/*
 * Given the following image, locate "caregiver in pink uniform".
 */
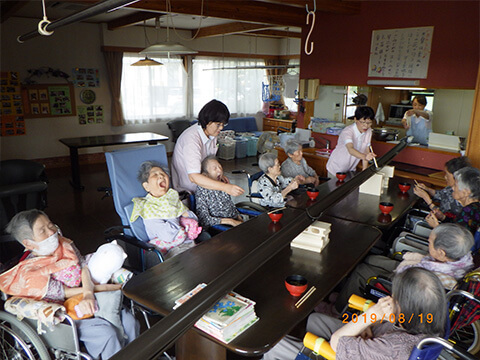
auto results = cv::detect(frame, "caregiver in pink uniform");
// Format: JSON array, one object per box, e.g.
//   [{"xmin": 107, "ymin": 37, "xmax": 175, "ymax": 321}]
[{"xmin": 326, "ymin": 106, "xmax": 377, "ymax": 178}]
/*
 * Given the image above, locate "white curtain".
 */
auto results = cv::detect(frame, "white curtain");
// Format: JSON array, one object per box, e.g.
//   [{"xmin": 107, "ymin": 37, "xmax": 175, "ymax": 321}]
[
  {"xmin": 192, "ymin": 57, "xmax": 264, "ymax": 117},
  {"xmin": 121, "ymin": 53, "xmax": 187, "ymax": 124}
]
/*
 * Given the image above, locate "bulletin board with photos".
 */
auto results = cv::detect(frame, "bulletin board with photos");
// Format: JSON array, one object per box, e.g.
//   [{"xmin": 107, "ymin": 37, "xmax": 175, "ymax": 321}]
[
  {"xmin": 0, "ymin": 71, "xmax": 26, "ymax": 136},
  {"xmin": 22, "ymin": 83, "xmax": 76, "ymax": 118}
]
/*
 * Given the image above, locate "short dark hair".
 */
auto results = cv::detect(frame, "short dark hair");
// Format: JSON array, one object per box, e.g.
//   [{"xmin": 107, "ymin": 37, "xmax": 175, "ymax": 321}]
[
  {"xmin": 413, "ymin": 95, "xmax": 427, "ymax": 106},
  {"xmin": 392, "ymin": 267, "xmax": 446, "ymax": 336},
  {"xmin": 197, "ymin": 100, "xmax": 230, "ymax": 129},
  {"xmin": 354, "ymin": 106, "xmax": 375, "ymax": 121},
  {"xmin": 445, "ymin": 156, "xmax": 471, "ymax": 174}
]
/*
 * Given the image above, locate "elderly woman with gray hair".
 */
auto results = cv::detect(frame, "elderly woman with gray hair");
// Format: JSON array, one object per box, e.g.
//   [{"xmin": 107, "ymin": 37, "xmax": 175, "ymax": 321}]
[
  {"xmin": 257, "ymin": 152, "xmax": 303, "ymax": 208},
  {"xmin": 264, "ymin": 267, "xmax": 447, "ymax": 360},
  {"xmin": 130, "ymin": 160, "xmax": 202, "ymax": 258},
  {"xmin": 281, "ymin": 139, "xmax": 319, "ymax": 186},
  {"xmin": 426, "ymin": 166, "xmax": 480, "ymax": 235},
  {"xmin": 332, "ymin": 223, "xmax": 474, "ymax": 314}
]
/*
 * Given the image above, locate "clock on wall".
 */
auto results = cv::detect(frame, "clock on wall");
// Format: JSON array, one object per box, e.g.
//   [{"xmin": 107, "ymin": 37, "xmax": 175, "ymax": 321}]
[{"xmin": 79, "ymin": 89, "xmax": 96, "ymax": 104}]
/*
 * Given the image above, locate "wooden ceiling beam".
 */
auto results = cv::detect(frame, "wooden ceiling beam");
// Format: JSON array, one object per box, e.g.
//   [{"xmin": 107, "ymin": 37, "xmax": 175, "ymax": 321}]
[
  {"xmin": 244, "ymin": 29, "xmax": 302, "ymax": 38},
  {"xmin": 106, "ymin": 11, "xmax": 163, "ymax": 30},
  {"xmin": 194, "ymin": 22, "xmax": 274, "ymax": 38},
  {"xmin": 254, "ymin": 0, "xmax": 360, "ymax": 14},
  {"xmin": 127, "ymin": 0, "xmax": 306, "ymax": 27}
]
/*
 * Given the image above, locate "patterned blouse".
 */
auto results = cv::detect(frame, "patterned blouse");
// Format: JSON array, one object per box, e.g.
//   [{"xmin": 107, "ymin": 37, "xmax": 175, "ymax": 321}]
[
  {"xmin": 195, "ymin": 186, "xmax": 239, "ymax": 229},
  {"xmin": 257, "ymin": 174, "xmax": 293, "ymax": 208},
  {"xmin": 452, "ymin": 201, "xmax": 480, "ymax": 235},
  {"xmin": 432, "ymin": 186, "xmax": 463, "ymax": 216},
  {"xmin": 281, "ymin": 157, "xmax": 316, "ymax": 179}
]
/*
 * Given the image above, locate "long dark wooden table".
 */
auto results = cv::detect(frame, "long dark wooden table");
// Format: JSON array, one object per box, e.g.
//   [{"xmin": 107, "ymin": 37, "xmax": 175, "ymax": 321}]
[
  {"xmin": 288, "ymin": 174, "xmax": 419, "ymax": 231},
  {"xmin": 59, "ymin": 132, "xmax": 168, "ymax": 190},
  {"xmin": 122, "ymin": 210, "xmax": 381, "ymax": 359}
]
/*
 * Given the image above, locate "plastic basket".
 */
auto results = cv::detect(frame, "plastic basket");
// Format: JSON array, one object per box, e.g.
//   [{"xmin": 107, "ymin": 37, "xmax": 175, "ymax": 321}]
[
  {"xmin": 217, "ymin": 141, "xmax": 236, "ymax": 160},
  {"xmin": 218, "ymin": 130, "xmax": 235, "ymax": 142},
  {"xmin": 245, "ymin": 137, "xmax": 258, "ymax": 156},
  {"xmin": 235, "ymin": 138, "xmax": 248, "ymax": 158}
]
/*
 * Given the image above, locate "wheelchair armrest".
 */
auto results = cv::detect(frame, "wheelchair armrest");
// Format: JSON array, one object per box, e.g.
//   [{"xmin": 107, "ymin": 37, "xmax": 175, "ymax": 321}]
[
  {"xmin": 303, "ymin": 332, "xmax": 335, "ymax": 360},
  {"xmin": 0, "ymin": 182, "xmax": 48, "ymax": 197},
  {"xmin": 105, "ymin": 228, "xmax": 157, "ymax": 252},
  {"xmin": 413, "ymin": 337, "xmax": 478, "ymax": 360},
  {"xmin": 446, "ymin": 289, "xmax": 480, "ymax": 305}
]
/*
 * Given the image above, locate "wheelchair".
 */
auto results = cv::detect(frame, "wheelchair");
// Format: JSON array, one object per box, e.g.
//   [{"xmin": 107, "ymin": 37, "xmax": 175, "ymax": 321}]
[
  {"xmin": 297, "ymin": 292, "xmax": 479, "ymax": 360},
  {"xmin": 363, "ymin": 267, "xmax": 480, "ymax": 357}
]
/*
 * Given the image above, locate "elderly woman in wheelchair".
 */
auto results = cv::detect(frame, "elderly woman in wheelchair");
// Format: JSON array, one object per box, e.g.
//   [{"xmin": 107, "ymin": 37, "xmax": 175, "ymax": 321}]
[
  {"xmin": 425, "ymin": 167, "xmax": 480, "ymax": 235},
  {"xmin": 257, "ymin": 152, "xmax": 303, "ymax": 208},
  {"xmin": 0, "ymin": 209, "xmax": 139, "ymax": 359},
  {"xmin": 263, "ymin": 268, "xmax": 447, "ymax": 360},
  {"xmin": 334, "ymin": 223, "xmax": 474, "ymax": 314},
  {"xmin": 130, "ymin": 161, "xmax": 204, "ymax": 259},
  {"xmin": 196, "ymin": 156, "xmax": 244, "ymax": 230}
]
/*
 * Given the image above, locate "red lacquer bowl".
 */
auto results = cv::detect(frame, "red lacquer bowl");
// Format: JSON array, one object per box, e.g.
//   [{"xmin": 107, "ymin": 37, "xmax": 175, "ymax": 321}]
[
  {"xmin": 285, "ymin": 275, "xmax": 308, "ymax": 297},
  {"xmin": 336, "ymin": 172, "xmax": 347, "ymax": 182},
  {"xmin": 379, "ymin": 202, "xmax": 394, "ymax": 215}
]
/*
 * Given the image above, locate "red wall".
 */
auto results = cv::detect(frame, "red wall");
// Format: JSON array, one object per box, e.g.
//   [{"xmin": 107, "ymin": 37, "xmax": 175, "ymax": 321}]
[{"xmin": 300, "ymin": 1, "xmax": 479, "ymax": 89}]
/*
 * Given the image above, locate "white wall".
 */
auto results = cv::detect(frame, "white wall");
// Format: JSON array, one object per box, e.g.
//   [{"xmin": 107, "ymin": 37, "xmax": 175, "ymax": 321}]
[{"xmin": 0, "ymin": 17, "xmax": 300, "ymax": 160}]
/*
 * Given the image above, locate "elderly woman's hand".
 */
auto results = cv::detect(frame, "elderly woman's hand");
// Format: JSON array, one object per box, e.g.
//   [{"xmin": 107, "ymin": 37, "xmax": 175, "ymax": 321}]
[
  {"xmin": 425, "ymin": 211, "xmax": 440, "ymax": 228},
  {"xmin": 294, "ymin": 175, "xmax": 306, "ymax": 183},
  {"xmin": 225, "ymin": 184, "xmax": 245, "ymax": 197},
  {"xmin": 77, "ymin": 293, "xmax": 97, "ymax": 317},
  {"xmin": 366, "ymin": 296, "xmax": 395, "ymax": 321},
  {"xmin": 413, "ymin": 185, "xmax": 431, "ymax": 203}
]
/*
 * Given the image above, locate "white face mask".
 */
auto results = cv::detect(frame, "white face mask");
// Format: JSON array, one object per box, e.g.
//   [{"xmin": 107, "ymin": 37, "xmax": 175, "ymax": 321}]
[{"xmin": 33, "ymin": 231, "xmax": 59, "ymax": 256}]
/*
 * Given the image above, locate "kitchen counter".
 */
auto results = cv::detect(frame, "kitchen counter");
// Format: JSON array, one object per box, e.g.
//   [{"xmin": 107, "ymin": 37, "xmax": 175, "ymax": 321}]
[{"xmin": 311, "ymin": 132, "xmax": 460, "ymax": 187}]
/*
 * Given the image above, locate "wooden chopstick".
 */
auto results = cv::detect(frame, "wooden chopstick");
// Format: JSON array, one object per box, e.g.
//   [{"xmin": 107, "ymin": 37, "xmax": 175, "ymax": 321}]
[
  {"xmin": 295, "ymin": 286, "xmax": 316, "ymax": 308},
  {"xmin": 267, "ymin": 207, "xmax": 286, "ymax": 214},
  {"xmin": 369, "ymin": 146, "xmax": 379, "ymax": 168}
]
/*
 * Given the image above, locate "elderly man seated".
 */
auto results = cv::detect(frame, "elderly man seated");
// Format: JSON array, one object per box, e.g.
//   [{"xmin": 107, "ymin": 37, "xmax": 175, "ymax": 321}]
[
  {"xmin": 333, "ymin": 223, "xmax": 474, "ymax": 314},
  {"xmin": 0, "ymin": 210, "xmax": 139, "ymax": 360},
  {"xmin": 263, "ymin": 267, "xmax": 447, "ymax": 360}
]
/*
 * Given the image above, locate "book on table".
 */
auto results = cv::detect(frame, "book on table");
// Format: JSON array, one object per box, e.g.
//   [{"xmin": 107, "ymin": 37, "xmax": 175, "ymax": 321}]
[{"xmin": 174, "ymin": 284, "xmax": 259, "ymax": 343}]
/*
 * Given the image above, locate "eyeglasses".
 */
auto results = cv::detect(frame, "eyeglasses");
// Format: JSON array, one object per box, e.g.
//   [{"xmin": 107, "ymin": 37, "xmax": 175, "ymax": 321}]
[{"xmin": 358, "ymin": 120, "xmax": 373, "ymax": 126}]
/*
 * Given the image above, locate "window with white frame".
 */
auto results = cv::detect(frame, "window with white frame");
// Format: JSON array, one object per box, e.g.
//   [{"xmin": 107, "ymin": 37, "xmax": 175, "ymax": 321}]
[
  {"xmin": 192, "ymin": 57, "xmax": 265, "ymax": 117},
  {"xmin": 121, "ymin": 53, "xmax": 187, "ymax": 123}
]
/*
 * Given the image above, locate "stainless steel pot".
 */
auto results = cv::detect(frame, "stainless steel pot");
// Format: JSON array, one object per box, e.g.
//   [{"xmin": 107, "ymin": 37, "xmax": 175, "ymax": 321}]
[{"xmin": 372, "ymin": 128, "xmax": 399, "ymax": 141}]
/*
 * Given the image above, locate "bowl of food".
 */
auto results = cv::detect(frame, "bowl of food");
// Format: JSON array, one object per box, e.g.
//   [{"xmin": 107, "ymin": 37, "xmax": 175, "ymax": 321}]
[
  {"xmin": 379, "ymin": 202, "xmax": 394, "ymax": 215},
  {"xmin": 336, "ymin": 172, "xmax": 347, "ymax": 182},
  {"xmin": 268, "ymin": 210, "xmax": 284, "ymax": 224},
  {"xmin": 398, "ymin": 182, "xmax": 411, "ymax": 193},
  {"xmin": 306, "ymin": 189, "xmax": 319, "ymax": 201},
  {"xmin": 285, "ymin": 275, "xmax": 308, "ymax": 297}
]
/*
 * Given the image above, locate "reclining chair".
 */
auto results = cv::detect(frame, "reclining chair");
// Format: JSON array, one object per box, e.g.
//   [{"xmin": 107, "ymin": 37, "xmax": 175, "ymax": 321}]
[
  {"xmin": 105, "ymin": 145, "xmax": 169, "ymax": 272},
  {"xmin": 0, "ymin": 159, "xmax": 48, "ymax": 264}
]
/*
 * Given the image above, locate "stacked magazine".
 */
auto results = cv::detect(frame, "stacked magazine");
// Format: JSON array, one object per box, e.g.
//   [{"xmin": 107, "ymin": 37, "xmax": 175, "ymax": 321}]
[{"xmin": 174, "ymin": 284, "xmax": 259, "ymax": 344}]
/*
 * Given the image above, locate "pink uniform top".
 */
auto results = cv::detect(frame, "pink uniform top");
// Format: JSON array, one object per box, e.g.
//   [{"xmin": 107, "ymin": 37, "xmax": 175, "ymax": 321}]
[
  {"xmin": 172, "ymin": 124, "xmax": 218, "ymax": 193},
  {"xmin": 326, "ymin": 123, "xmax": 372, "ymax": 175}
]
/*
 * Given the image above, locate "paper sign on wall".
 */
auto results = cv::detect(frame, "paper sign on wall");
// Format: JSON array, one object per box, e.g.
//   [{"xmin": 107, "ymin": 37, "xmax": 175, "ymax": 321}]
[{"xmin": 368, "ymin": 26, "xmax": 434, "ymax": 79}]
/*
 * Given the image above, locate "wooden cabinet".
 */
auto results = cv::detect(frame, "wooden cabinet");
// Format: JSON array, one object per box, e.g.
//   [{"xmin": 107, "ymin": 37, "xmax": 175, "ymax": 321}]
[
  {"xmin": 276, "ymin": 147, "xmax": 329, "ymax": 178},
  {"xmin": 263, "ymin": 118, "xmax": 294, "ymax": 132}
]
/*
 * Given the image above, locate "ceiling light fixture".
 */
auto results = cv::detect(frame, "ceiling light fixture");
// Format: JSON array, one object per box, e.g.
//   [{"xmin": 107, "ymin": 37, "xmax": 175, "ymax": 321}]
[
  {"xmin": 132, "ymin": 20, "xmax": 163, "ymax": 66},
  {"xmin": 139, "ymin": 14, "xmax": 197, "ymax": 56}
]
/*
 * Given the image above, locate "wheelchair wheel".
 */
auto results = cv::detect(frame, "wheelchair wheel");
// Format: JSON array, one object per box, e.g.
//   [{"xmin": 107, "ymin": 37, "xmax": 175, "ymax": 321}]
[
  {"xmin": 450, "ymin": 319, "xmax": 480, "ymax": 356},
  {"xmin": 0, "ymin": 311, "xmax": 51, "ymax": 360}
]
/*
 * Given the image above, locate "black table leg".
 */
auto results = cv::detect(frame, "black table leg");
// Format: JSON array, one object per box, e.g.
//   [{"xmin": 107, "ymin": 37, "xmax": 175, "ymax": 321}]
[{"xmin": 68, "ymin": 147, "xmax": 84, "ymax": 191}]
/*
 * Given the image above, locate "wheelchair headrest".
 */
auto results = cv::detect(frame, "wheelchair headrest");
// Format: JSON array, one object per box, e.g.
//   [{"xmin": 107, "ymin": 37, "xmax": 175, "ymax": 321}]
[
  {"xmin": 0, "ymin": 159, "xmax": 46, "ymax": 185},
  {"xmin": 105, "ymin": 145, "xmax": 168, "ymax": 233}
]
